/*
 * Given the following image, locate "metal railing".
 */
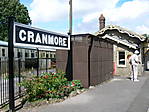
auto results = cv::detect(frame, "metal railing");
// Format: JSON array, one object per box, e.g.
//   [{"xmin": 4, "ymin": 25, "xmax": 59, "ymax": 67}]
[
  {"xmin": 0, "ymin": 57, "xmax": 9, "ymax": 107},
  {"xmin": 0, "ymin": 57, "xmax": 56, "ymax": 108}
]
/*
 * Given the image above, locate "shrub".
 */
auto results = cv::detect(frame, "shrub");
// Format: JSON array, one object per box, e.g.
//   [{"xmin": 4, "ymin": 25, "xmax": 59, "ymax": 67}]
[{"xmin": 20, "ymin": 72, "xmax": 83, "ymax": 102}]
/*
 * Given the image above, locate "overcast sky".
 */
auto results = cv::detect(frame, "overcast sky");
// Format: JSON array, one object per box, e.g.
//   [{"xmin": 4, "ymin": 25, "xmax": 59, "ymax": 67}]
[{"xmin": 20, "ymin": 0, "xmax": 149, "ymax": 35}]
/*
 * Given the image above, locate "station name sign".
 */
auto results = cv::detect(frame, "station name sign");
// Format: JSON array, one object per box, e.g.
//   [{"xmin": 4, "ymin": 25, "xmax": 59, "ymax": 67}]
[{"xmin": 14, "ymin": 22, "xmax": 70, "ymax": 50}]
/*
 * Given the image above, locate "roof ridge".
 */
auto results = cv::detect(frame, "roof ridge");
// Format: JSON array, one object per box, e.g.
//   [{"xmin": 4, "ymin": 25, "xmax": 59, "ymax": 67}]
[{"xmin": 94, "ymin": 25, "xmax": 146, "ymax": 41}]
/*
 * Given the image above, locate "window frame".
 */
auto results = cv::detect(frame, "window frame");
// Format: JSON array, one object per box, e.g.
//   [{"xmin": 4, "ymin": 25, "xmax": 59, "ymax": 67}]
[
  {"xmin": 2, "ymin": 48, "xmax": 5, "ymax": 57},
  {"xmin": 117, "ymin": 50, "xmax": 126, "ymax": 67}
]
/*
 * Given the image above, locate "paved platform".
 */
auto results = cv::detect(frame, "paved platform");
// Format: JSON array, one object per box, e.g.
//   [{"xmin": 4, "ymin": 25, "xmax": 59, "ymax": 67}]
[{"xmin": 19, "ymin": 73, "xmax": 149, "ymax": 112}]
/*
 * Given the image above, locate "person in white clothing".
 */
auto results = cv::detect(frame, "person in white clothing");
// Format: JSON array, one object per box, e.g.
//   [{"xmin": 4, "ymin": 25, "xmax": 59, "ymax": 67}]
[{"xmin": 129, "ymin": 50, "xmax": 140, "ymax": 82}]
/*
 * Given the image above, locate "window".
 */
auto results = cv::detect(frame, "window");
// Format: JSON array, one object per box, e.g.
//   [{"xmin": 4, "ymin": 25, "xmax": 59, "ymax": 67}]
[
  {"xmin": 35, "ymin": 52, "xmax": 38, "ymax": 57},
  {"xmin": 117, "ymin": 51, "xmax": 126, "ymax": 67},
  {"xmin": 25, "ymin": 50, "xmax": 29, "ymax": 58},
  {"xmin": 17, "ymin": 49, "xmax": 22, "ymax": 58},
  {"xmin": 53, "ymin": 54, "xmax": 56, "ymax": 58},
  {"xmin": 31, "ymin": 53, "xmax": 34, "ymax": 58},
  {"xmin": 30, "ymin": 51, "xmax": 35, "ymax": 58},
  {"xmin": 2, "ymin": 49, "xmax": 5, "ymax": 57},
  {"xmin": 17, "ymin": 52, "xmax": 21, "ymax": 58},
  {"xmin": 25, "ymin": 52, "xmax": 28, "ymax": 57},
  {"xmin": 40, "ymin": 53, "xmax": 43, "ymax": 58},
  {"xmin": 42, "ymin": 52, "xmax": 46, "ymax": 58},
  {"xmin": 46, "ymin": 53, "xmax": 49, "ymax": 58},
  {"xmin": 50, "ymin": 53, "xmax": 53, "ymax": 58}
]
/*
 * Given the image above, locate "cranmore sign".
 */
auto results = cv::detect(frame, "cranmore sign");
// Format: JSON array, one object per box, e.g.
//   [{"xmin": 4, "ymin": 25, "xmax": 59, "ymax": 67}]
[{"xmin": 14, "ymin": 22, "xmax": 70, "ymax": 50}]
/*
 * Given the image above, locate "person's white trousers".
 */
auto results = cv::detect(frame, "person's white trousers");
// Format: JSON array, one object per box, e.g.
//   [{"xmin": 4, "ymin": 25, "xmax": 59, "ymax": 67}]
[{"xmin": 131, "ymin": 65, "xmax": 138, "ymax": 80}]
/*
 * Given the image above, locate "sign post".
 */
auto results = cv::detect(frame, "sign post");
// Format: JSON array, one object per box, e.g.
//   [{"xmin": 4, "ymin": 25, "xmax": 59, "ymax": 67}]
[
  {"xmin": 8, "ymin": 17, "xmax": 15, "ymax": 111},
  {"xmin": 7, "ymin": 20, "xmax": 70, "ymax": 111}
]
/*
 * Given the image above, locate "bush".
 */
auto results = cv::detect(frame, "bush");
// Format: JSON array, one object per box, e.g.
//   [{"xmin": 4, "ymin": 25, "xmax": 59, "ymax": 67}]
[{"xmin": 20, "ymin": 72, "xmax": 83, "ymax": 102}]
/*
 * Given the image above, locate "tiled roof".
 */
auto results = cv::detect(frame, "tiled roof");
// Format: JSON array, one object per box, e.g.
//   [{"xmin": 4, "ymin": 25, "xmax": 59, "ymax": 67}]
[
  {"xmin": 102, "ymin": 34, "xmax": 138, "ymax": 49},
  {"xmin": 94, "ymin": 25, "xmax": 146, "ymax": 41}
]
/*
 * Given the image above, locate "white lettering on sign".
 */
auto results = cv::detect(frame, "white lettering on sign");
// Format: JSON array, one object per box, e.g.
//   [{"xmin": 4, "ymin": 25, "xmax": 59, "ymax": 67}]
[
  {"xmin": 48, "ymin": 35, "xmax": 53, "ymax": 45},
  {"xmin": 42, "ymin": 34, "xmax": 48, "ymax": 44},
  {"xmin": 28, "ymin": 31, "xmax": 34, "ymax": 42},
  {"xmin": 19, "ymin": 30, "xmax": 68, "ymax": 46},
  {"xmin": 54, "ymin": 36, "xmax": 58, "ymax": 45},
  {"xmin": 19, "ymin": 30, "xmax": 26, "ymax": 41},
  {"xmin": 35, "ymin": 33, "xmax": 41, "ymax": 43},
  {"xmin": 63, "ymin": 38, "xmax": 67, "ymax": 46},
  {"xmin": 16, "ymin": 24, "xmax": 69, "ymax": 49},
  {"xmin": 59, "ymin": 37, "xmax": 63, "ymax": 46}
]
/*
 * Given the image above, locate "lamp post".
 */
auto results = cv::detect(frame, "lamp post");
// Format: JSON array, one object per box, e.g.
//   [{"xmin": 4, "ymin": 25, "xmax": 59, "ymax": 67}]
[
  {"xmin": 69, "ymin": 0, "xmax": 72, "ymax": 35},
  {"xmin": 67, "ymin": 0, "xmax": 73, "ymax": 81}
]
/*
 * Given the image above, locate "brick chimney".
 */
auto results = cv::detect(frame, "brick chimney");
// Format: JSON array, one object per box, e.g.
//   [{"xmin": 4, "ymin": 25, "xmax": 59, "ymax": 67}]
[{"xmin": 99, "ymin": 14, "xmax": 105, "ymax": 30}]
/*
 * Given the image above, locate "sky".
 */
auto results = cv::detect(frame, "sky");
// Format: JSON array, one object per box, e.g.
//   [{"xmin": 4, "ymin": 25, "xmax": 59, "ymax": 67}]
[{"xmin": 20, "ymin": 0, "xmax": 149, "ymax": 35}]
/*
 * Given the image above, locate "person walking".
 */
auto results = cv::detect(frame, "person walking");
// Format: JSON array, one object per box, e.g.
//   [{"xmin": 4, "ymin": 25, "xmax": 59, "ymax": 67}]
[{"xmin": 129, "ymin": 50, "xmax": 140, "ymax": 82}]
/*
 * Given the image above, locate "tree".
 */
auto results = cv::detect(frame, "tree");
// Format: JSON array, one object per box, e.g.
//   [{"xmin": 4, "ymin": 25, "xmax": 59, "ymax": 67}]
[
  {"xmin": 143, "ymin": 34, "xmax": 149, "ymax": 38},
  {"xmin": 143, "ymin": 34, "xmax": 149, "ymax": 42},
  {"xmin": 0, "ymin": 0, "xmax": 31, "ymax": 41}
]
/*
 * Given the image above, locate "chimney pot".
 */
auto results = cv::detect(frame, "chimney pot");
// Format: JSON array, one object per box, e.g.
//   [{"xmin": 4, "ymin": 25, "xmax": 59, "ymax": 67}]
[{"xmin": 99, "ymin": 14, "xmax": 105, "ymax": 30}]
